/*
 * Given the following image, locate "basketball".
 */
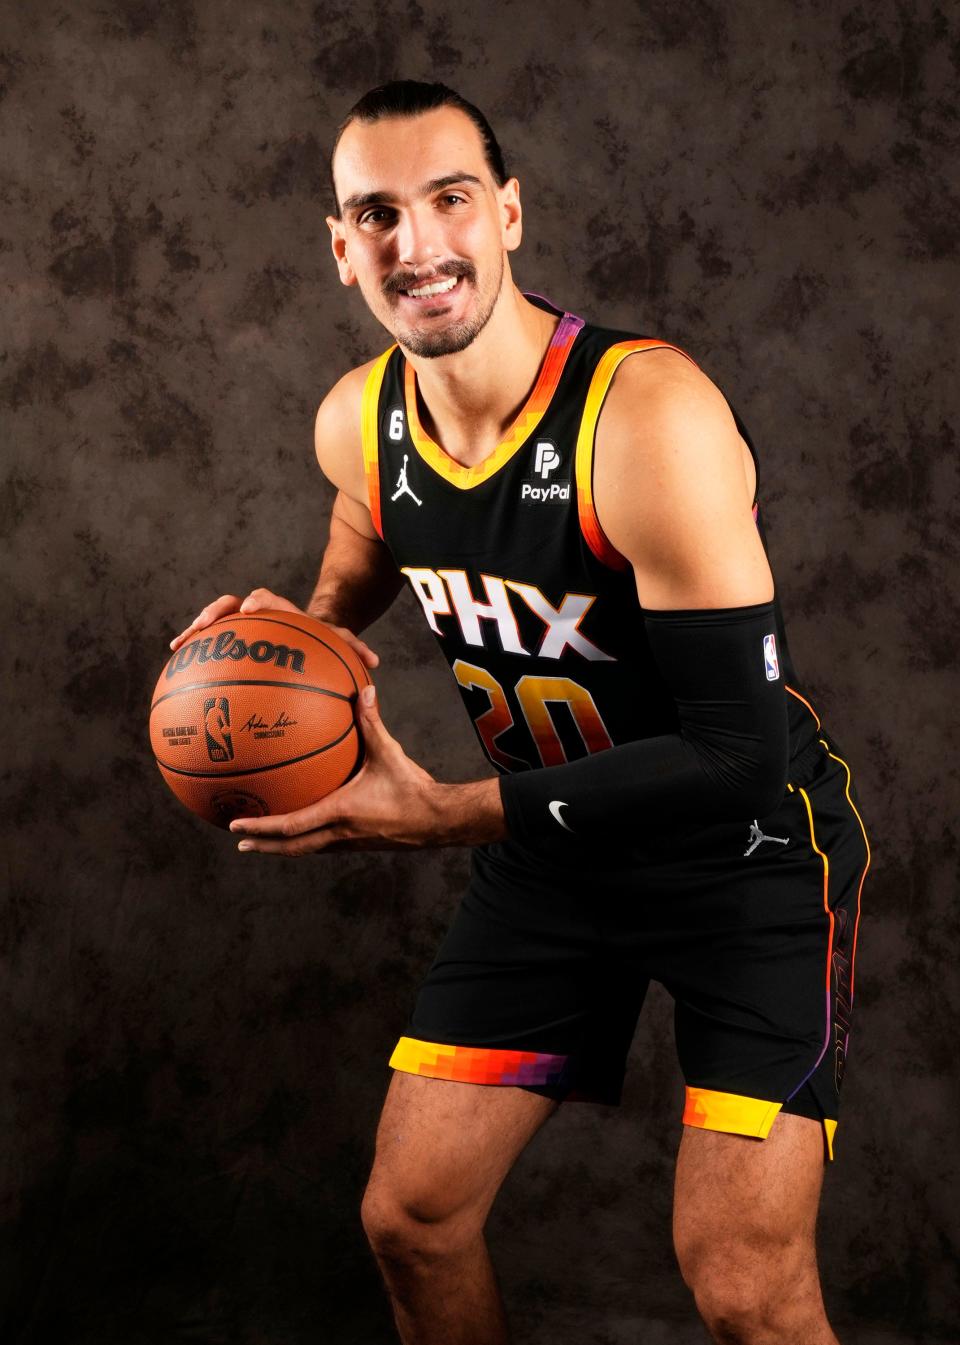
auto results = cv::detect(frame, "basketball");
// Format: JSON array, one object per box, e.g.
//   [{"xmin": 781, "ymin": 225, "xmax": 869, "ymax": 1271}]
[{"xmin": 149, "ymin": 610, "xmax": 372, "ymax": 828}]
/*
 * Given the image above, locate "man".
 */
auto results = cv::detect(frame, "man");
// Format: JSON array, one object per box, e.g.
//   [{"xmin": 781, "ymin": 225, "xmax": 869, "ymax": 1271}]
[{"xmin": 172, "ymin": 81, "xmax": 871, "ymax": 1345}]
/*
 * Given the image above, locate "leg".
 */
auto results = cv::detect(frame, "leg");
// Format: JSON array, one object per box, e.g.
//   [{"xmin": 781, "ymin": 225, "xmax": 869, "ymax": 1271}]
[
  {"xmin": 361, "ymin": 1068, "xmax": 559, "ymax": 1345},
  {"xmin": 653, "ymin": 740, "xmax": 871, "ymax": 1340},
  {"xmin": 673, "ymin": 1113, "xmax": 839, "ymax": 1344}
]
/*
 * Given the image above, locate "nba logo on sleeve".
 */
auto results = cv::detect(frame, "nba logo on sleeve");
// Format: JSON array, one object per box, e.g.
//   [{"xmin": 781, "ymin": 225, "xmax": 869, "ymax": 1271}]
[{"xmin": 763, "ymin": 633, "xmax": 780, "ymax": 681}]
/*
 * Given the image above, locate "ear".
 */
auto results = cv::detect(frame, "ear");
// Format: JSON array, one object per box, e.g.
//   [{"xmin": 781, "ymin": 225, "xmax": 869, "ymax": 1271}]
[
  {"xmin": 498, "ymin": 177, "xmax": 522, "ymax": 254},
  {"xmin": 327, "ymin": 215, "xmax": 357, "ymax": 287}
]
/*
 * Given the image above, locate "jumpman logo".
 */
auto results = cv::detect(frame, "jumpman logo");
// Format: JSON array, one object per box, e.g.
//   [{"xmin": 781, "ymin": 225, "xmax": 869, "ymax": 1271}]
[
  {"xmin": 391, "ymin": 454, "xmax": 422, "ymax": 506},
  {"xmin": 743, "ymin": 819, "xmax": 790, "ymax": 857}
]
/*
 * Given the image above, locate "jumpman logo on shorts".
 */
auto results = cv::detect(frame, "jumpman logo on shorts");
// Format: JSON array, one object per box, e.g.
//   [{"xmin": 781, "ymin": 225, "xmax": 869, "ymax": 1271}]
[
  {"xmin": 743, "ymin": 819, "xmax": 790, "ymax": 857},
  {"xmin": 391, "ymin": 454, "xmax": 422, "ymax": 506}
]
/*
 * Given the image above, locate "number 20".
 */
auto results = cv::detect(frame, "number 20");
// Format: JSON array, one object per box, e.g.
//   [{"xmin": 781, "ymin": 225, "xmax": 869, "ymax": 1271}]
[{"xmin": 452, "ymin": 659, "xmax": 613, "ymax": 769}]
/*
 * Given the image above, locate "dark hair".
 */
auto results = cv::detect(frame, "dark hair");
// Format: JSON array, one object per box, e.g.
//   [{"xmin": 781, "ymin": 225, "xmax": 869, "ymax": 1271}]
[{"xmin": 329, "ymin": 80, "xmax": 508, "ymax": 216}]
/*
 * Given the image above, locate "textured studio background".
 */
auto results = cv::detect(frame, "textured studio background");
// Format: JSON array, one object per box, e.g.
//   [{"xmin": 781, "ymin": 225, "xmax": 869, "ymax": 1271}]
[{"xmin": 2, "ymin": 2, "xmax": 958, "ymax": 1342}]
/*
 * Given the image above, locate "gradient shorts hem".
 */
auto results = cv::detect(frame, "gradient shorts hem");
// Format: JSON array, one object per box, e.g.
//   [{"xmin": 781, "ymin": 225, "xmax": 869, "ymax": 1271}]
[{"xmin": 389, "ymin": 1039, "xmax": 839, "ymax": 1158}]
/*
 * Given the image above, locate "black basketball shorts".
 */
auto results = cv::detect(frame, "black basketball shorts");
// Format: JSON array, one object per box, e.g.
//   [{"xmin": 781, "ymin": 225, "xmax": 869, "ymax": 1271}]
[{"xmin": 389, "ymin": 733, "xmax": 871, "ymax": 1160}]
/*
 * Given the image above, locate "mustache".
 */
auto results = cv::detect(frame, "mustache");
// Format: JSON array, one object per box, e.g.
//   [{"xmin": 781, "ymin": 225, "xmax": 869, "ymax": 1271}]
[{"xmin": 383, "ymin": 259, "xmax": 476, "ymax": 295}]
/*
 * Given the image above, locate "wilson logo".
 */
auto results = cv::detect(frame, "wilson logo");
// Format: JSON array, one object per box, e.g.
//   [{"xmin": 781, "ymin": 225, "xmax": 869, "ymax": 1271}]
[{"xmin": 166, "ymin": 629, "xmax": 306, "ymax": 680}]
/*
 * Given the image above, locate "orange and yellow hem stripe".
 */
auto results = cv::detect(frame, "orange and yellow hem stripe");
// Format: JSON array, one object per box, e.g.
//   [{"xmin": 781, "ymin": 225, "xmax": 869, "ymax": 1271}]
[
  {"xmin": 389, "ymin": 1036, "xmax": 568, "ymax": 1088},
  {"xmin": 684, "ymin": 1086, "xmax": 838, "ymax": 1160}
]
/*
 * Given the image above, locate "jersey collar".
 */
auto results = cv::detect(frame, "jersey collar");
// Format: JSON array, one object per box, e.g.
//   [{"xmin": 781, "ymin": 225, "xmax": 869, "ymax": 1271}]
[{"xmin": 401, "ymin": 302, "xmax": 585, "ymax": 490}]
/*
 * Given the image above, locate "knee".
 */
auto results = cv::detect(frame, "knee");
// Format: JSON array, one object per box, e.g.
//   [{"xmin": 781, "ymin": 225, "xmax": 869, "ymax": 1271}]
[
  {"xmin": 675, "ymin": 1236, "xmax": 811, "ymax": 1345},
  {"xmin": 360, "ymin": 1177, "xmax": 485, "ymax": 1268},
  {"xmin": 686, "ymin": 1270, "xmax": 771, "ymax": 1344}
]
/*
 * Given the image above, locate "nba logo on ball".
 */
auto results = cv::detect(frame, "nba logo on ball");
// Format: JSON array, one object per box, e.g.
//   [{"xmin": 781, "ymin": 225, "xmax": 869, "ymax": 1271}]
[
  {"xmin": 204, "ymin": 696, "xmax": 234, "ymax": 762},
  {"xmin": 763, "ymin": 633, "xmax": 780, "ymax": 681}
]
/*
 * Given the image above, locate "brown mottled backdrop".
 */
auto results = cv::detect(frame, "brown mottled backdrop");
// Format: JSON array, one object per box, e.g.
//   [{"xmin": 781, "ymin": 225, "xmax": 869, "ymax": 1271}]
[{"xmin": 2, "ymin": 1, "xmax": 957, "ymax": 1342}]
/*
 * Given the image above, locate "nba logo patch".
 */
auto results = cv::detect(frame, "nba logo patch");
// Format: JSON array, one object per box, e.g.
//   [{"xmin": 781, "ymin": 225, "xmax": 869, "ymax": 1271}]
[{"xmin": 763, "ymin": 633, "xmax": 780, "ymax": 681}]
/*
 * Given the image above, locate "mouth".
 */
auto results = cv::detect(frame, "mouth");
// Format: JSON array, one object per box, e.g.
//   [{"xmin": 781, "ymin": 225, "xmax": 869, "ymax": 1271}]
[{"xmin": 397, "ymin": 274, "xmax": 464, "ymax": 304}]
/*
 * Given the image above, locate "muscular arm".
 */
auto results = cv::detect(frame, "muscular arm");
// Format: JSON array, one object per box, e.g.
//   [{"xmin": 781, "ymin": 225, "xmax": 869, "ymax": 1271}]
[
  {"xmin": 307, "ymin": 490, "xmax": 404, "ymax": 632},
  {"xmin": 230, "ymin": 352, "xmax": 789, "ymax": 855},
  {"xmin": 310, "ymin": 366, "xmax": 405, "ymax": 633},
  {"xmin": 496, "ymin": 351, "xmax": 789, "ymax": 847}
]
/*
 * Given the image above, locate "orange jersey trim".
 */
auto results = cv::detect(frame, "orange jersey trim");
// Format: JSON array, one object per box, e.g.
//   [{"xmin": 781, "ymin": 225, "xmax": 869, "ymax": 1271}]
[
  {"xmin": 797, "ymin": 778, "xmax": 833, "ymax": 995},
  {"xmin": 790, "ymin": 750, "xmax": 867, "ymax": 1163},
  {"xmin": 402, "ymin": 312, "xmax": 583, "ymax": 490},
  {"xmin": 794, "ymin": 767, "xmax": 840, "ymax": 1136},
  {"xmin": 820, "ymin": 738, "xmax": 871, "ymax": 1002},
  {"xmin": 785, "ymin": 684, "xmax": 822, "ymax": 730},
  {"xmin": 360, "ymin": 346, "xmax": 396, "ymax": 539},
  {"xmin": 574, "ymin": 339, "xmax": 700, "ymax": 571}
]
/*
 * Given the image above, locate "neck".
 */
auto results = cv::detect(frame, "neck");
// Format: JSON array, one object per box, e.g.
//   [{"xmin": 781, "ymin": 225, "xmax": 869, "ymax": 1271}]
[{"xmin": 405, "ymin": 281, "xmax": 561, "ymax": 463}]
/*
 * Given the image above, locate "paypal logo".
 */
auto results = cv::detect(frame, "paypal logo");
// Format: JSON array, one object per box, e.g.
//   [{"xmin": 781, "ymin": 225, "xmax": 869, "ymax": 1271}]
[{"xmin": 534, "ymin": 441, "xmax": 561, "ymax": 478}]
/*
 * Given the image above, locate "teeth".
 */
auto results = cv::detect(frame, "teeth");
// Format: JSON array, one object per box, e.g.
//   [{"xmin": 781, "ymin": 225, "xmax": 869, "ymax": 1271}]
[{"xmin": 406, "ymin": 276, "xmax": 458, "ymax": 298}]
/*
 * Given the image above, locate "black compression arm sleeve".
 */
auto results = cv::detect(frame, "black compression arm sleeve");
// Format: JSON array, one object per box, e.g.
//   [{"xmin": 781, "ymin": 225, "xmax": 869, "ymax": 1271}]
[{"xmin": 498, "ymin": 600, "xmax": 789, "ymax": 845}]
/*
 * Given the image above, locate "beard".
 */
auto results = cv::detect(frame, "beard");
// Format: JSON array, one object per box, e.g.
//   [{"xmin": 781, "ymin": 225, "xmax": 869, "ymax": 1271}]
[{"xmin": 388, "ymin": 254, "xmax": 505, "ymax": 359}]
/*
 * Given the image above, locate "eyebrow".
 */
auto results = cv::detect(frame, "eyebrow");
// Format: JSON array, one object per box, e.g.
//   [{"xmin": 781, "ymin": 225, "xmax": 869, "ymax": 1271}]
[{"xmin": 340, "ymin": 172, "xmax": 484, "ymax": 216}]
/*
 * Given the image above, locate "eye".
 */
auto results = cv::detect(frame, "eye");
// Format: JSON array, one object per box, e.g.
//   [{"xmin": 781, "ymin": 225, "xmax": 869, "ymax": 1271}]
[
  {"xmin": 358, "ymin": 208, "xmax": 393, "ymax": 226},
  {"xmin": 440, "ymin": 193, "xmax": 467, "ymax": 206}
]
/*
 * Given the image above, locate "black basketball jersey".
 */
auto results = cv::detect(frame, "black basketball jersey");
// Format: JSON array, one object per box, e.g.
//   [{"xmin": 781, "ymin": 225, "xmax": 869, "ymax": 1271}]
[{"xmin": 359, "ymin": 293, "xmax": 821, "ymax": 778}]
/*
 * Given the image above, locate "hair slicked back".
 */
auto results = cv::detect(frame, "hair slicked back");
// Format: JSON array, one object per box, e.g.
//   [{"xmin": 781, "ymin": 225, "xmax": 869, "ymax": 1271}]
[{"xmin": 329, "ymin": 80, "xmax": 508, "ymax": 216}]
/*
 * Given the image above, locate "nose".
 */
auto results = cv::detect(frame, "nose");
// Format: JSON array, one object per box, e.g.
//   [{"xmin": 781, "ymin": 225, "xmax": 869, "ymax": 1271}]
[{"xmin": 395, "ymin": 204, "xmax": 443, "ymax": 276}]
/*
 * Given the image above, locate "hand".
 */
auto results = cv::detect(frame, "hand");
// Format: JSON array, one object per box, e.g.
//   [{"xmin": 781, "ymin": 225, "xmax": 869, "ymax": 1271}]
[
  {"xmin": 230, "ymin": 682, "xmax": 508, "ymax": 855},
  {"xmin": 169, "ymin": 588, "xmax": 379, "ymax": 671},
  {"xmin": 229, "ymin": 683, "xmax": 444, "ymax": 855}
]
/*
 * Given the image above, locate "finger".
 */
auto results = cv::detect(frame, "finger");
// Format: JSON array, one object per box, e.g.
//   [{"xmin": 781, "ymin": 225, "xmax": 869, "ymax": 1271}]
[
  {"xmin": 342, "ymin": 638, "xmax": 379, "ymax": 670},
  {"xmin": 356, "ymin": 683, "xmax": 388, "ymax": 739},
  {"xmin": 326, "ymin": 625, "xmax": 380, "ymax": 670},
  {"xmin": 169, "ymin": 627, "xmax": 194, "ymax": 652},
  {"xmin": 240, "ymin": 588, "xmax": 271, "ymax": 613},
  {"xmin": 236, "ymin": 827, "xmax": 344, "ymax": 856},
  {"xmin": 236, "ymin": 834, "xmax": 408, "ymax": 856},
  {"xmin": 229, "ymin": 798, "xmax": 341, "ymax": 838},
  {"xmin": 170, "ymin": 595, "xmax": 240, "ymax": 650},
  {"xmin": 240, "ymin": 588, "xmax": 296, "ymax": 614}
]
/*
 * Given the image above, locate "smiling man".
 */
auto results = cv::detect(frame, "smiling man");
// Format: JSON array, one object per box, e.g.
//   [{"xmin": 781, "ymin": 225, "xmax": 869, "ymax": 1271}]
[{"xmin": 172, "ymin": 81, "xmax": 871, "ymax": 1344}]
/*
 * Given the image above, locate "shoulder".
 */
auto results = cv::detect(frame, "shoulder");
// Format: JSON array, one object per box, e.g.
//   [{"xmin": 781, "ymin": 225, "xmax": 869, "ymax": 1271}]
[
  {"xmin": 594, "ymin": 344, "xmax": 746, "ymax": 495},
  {"xmin": 592, "ymin": 344, "xmax": 769, "ymax": 603},
  {"xmin": 314, "ymin": 351, "xmax": 393, "ymax": 496},
  {"xmin": 314, "ymin": 356, "xmax": 381, "ymax": 470},
  {"xmin": 600, "ymin": 345, "xmax": 736, "ymax": 441}
]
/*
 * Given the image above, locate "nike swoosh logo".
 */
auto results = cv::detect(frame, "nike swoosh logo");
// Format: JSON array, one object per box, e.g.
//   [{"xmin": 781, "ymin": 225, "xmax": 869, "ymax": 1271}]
[{"xmin": 548, "ymin": 800, "xmax": 574, "ymax": 833}]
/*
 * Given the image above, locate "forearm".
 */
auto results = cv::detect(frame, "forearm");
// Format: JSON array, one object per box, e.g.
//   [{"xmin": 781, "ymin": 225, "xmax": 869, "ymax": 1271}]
[
  {"xmin": 498, "ymin": 601, "xmax": 790, "ymax": 847},
  {"xmin": 306, "ymin": 509, "xmax": 404, "ymax": 633},
  {"xmin": 426, "ymin": 778, "xmax": 508, "ymax": 846}
]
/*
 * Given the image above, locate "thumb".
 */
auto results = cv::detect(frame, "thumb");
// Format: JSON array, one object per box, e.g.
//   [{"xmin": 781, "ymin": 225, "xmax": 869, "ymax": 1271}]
[{"xmin": 358, "ymin": 682, "xmax": 386, "ymax": 737}]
